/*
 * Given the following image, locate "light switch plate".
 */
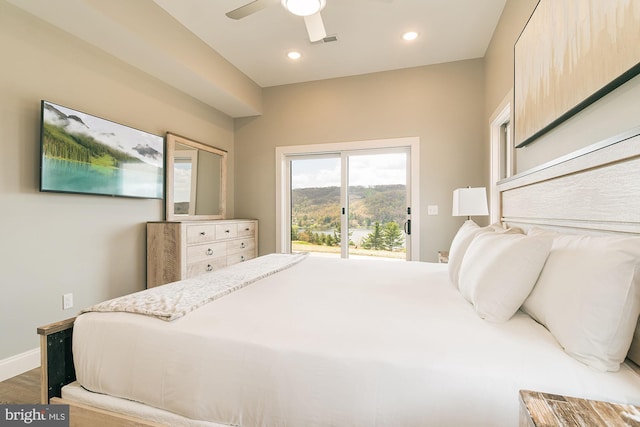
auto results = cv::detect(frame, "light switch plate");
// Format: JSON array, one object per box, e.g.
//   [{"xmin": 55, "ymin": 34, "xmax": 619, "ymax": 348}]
[
  {"xmin": 427, "ymin": 205, "xmax": 438, "ymax": 215},
  {"xmin": 63, "ymin": 293, "xmax": 73, "ymax": 310}
]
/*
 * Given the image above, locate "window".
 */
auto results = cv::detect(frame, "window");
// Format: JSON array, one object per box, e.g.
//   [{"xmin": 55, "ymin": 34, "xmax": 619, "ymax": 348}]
[
  {"xmin": 489, "ymin": 94, "xmax": 513, "ymax": 223},
  {"xmin": 499, "ymin": 120, "xmax": 512, "ymax": 181}
]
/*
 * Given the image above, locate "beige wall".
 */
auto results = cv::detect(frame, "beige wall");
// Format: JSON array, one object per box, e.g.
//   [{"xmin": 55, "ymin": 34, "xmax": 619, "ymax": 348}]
[
  {"xmin": 483, "ymin": 0, "xmax": 538, "ymax": 132},
  {"xmin": 0, "ymin": 2, "xmax": 234, "ymax": 360},
  {"xmin": 234, "ymin": 59, "xmax": 486, "ymax": 262}
]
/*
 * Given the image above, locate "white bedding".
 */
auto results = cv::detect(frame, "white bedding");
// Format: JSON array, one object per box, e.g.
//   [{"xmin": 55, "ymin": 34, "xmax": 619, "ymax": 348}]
[
  {"xmin": 72, "ymin": 256, "xmax": 640, "ymax": 427},
  {"xmin": 62, "ymin": 381, "xmax": 224, "ymax": 427}
]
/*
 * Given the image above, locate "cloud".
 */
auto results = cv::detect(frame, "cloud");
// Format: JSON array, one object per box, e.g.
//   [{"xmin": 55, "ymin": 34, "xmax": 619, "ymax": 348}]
[
  {"xmin": 291, "ymin": 153, "xmax": 406, "ymax": 188},
  {"xmin": 44, "ymin": 102, "xmax": 163, "ymax": 167}
]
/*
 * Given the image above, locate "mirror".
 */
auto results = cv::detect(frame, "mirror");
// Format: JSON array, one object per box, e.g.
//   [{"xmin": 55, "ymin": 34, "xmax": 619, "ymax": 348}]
[{"xmin": 165, "ymin": 132, "xmax": 227, "ymax": 221}]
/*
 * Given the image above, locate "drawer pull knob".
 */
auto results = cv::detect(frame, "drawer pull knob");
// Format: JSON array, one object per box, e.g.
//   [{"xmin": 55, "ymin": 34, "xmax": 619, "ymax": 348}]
[
  {"xmin": 240, "ymin": 242, "xmax": 246, "ymax": 249},
  {"xmin": 207, "ymin": 264, "xmax": 213, "ymax": 272},
  {"xmin": 206, "ymin": 248, "xmax": 213, "ymax": 255},
  {"xmin": 225, "ymin": 229, "xmax": 230, "ymax": 234},
  {"xmin": 200, "ymin": 231, "xmax": 206, "ymax": 236},
  {"xmin": 240, "ymin": 256, "xmax": 245, "ymax": 262},
  {"xmin": 245, "ymin": 228, "xmax": 250, "ymax": 231}
]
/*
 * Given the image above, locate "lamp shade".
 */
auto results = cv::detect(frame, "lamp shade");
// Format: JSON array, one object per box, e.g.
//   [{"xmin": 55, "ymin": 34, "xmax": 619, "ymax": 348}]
[{"xmin": 452, "ymin": 187, "xmax": 488, "ymax": 217}]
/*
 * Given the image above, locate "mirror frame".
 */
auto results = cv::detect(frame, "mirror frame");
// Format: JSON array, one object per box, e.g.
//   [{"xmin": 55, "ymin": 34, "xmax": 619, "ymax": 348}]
[{"xmin": 165, "ymin": 132, "xmax": 227, "ymax": 221}]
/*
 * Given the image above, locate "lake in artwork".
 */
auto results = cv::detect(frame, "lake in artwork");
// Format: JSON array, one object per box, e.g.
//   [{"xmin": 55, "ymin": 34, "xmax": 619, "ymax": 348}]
[{"xmin": 42, "ymin": 157, "xmax": 163, "ymax": 198}]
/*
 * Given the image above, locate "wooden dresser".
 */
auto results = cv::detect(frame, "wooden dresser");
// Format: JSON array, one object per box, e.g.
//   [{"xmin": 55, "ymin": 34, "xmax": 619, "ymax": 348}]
[{"xmin": 146, "ymin": 219, "xmax": 258, "ymax": 288}]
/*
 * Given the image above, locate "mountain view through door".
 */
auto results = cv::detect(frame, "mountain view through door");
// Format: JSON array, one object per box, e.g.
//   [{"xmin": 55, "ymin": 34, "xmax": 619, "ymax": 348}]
[{"xmin": 290, "ymin": 151, "xmax": 408, "ymax": 260}]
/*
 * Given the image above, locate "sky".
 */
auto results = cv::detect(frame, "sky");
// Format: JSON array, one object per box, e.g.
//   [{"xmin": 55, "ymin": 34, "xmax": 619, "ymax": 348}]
[
  {"xmin": 291, "ymin": 153, "xmax": 407, "ymax": 189},
  {"xmin": 173, "ymin": 162, "xmax": 193, "ymax": 202}
]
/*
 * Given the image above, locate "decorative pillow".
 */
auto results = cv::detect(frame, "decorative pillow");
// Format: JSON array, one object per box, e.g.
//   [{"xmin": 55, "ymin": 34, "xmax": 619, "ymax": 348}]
[
  {"xmin": 527, "ymin": 227, "xmax": 559, "ymax": 238},
  {"xmin": 448, "ymin": 221, "xmax": 492, "ymax": 286},
  {"xmin": 448, "ymin": 221, "xmax": 522, "ymax": 287},
  {"xmin": 522, "ymin": 234, "xmax": 640, "ymax": 371},
  {"xmin": 458, "ymin": 233, "xmax": 552, "ymax": 322}
]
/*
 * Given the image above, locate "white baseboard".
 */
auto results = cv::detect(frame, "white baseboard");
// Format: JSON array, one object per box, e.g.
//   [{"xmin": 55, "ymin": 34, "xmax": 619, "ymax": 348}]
[{"xmin": 0, "ymin": 347, "xmax": 40, "ymax": 382}]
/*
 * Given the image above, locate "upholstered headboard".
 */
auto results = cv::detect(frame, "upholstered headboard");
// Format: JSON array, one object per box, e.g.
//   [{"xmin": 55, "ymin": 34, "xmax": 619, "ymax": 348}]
[{"xmin": 497, "ymin": 127, "xmax": 640, "ymax": 366}]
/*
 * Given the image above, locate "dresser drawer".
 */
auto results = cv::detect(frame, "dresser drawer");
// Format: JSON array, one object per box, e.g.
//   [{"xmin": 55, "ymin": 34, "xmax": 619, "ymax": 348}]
[
  {"xmin": 147, "ymin": 219, "xmax": 258, "ymax": 288},
  {"xmin": 215, "ymin": 223, "xmax": 238, "ymax": 240},
  {"xmin": 186, "ymin": 242, "xmax": 226, "ymax": 262},
  {"xmin": 227, "ymin": 237, "xmax": 255, "ymax": 255},
  {"xmin": 186, "ymin": 224, "xmax": 217, "ymax": 244},
  {"xmin": 186, "ymin": 257, "xmax": 227, "ymax": 278},
  {"xmin": 227, "ymin": 250, "xmax": 256, "ymax": 266},
  {"xmin": 237, "ymin": 222, "xmax": 256, "ymax": 237}
]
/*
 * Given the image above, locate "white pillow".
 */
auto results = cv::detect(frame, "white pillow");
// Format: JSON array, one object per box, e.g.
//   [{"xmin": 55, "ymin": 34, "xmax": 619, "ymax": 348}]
[
  {"xmin": 448, "ymin": 221, "xmax": 522, "ymax": 287},
  {"xmin": 458, "ymin": 233, "xmax": 552, "ymax": 322},
  {"xmin": 522, "ymin": 234, "xmax": 640, "ymax": 371},
  {"xmin": 527, "ymin": 227, "xmax": 559, "ymax": 238},
  {"xmin": 448, "ymin": 220, "xmax": 492, "ymax": 286},
  {"xmin": 491, "ymin": 222, "xmax": 523, "ymax": 234}
]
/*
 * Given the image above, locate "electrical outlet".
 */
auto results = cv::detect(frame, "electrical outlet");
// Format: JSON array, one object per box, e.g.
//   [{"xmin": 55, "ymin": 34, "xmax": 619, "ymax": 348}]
[{"xmin": 63, "ymin": 293, "xmax": 73, "ymax": 310}]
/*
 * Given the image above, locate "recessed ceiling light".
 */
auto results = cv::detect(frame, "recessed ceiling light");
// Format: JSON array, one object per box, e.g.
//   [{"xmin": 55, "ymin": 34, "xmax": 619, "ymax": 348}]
[
  {"xmin": 287, "ymin": 51, "xmax": 302, "ymax": 60},
  {"xmin": 402, "ymin": 31, "xmax": 419, "ymax": 41}
]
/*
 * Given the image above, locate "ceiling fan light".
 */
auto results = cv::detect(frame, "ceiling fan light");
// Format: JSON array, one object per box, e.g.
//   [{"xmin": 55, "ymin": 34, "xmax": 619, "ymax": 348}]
[
  {"xmin": 281, "ymin": 0, "xmax": 326, "ymax": 17},
  {"xmin": 402, "ymin": 31, "xmax": 419, "ymax": 41}
]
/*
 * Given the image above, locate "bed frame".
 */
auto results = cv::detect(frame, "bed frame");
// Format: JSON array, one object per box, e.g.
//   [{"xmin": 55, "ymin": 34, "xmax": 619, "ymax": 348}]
[
  {"xmin": 38, "ymin": 318, "xmax": 164, "ymax": 426},
  {"xmin": 37, "ymin": 127, "xmax": 640, "ymax": 426}
]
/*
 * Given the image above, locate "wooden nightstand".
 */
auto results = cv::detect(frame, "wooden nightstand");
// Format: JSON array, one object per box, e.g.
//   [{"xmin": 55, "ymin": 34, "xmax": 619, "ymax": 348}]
[{"xmin": 519, "ymin": 390, "xmax": 640, "ymax": 426}]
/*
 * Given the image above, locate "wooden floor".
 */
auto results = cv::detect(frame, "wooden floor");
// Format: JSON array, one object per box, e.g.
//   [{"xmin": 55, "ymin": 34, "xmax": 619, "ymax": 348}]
[{"xmin": 0, "ymin": 368, "xmax": 40, "ymax": 404}]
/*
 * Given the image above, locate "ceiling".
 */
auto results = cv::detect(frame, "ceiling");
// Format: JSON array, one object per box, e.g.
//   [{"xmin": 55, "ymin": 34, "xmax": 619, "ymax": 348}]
[
  {"xmin": 155, "ymin": 0, "xmax": 507, "ymax": 87},
  {"xmin": 8, "ymin": 0, "xmax": 507, "ymax": 116}
]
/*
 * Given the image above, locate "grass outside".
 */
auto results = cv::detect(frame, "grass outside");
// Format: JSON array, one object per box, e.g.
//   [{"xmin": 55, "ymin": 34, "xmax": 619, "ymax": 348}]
[{"xmin": 292, "ymin": 241, "xmax": 406, "ymax": 259}]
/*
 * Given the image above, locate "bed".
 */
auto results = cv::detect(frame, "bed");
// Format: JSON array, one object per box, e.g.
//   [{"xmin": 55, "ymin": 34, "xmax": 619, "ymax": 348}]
[{"xmin": 38, "ymin": 129, "xmax": 640, "ymax": 426}]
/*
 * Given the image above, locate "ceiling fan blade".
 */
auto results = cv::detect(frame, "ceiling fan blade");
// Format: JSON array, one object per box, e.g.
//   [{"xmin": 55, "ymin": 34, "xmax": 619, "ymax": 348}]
[
  {"xmin": 226, "ymin": 0, "xmax": 271, "ymax": 20},
  {"xmin": 304, "ymin": 13, "xmax": 326, "ymax": 42}
]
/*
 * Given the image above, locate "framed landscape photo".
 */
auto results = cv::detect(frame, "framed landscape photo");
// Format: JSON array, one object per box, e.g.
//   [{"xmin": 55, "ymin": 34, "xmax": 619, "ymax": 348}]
[
  {"xmin": 40, "ymin": 100, "xmax": 164, "ymax": 199},
  {"xmin": 514, "ymin": 0, "xmax": 640, "ymax": 147}
]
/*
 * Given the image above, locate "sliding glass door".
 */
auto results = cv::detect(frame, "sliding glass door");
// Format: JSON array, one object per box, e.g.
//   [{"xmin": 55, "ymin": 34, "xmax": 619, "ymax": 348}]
[
  {"xmin": 290, "ymin": 155, "xmax": 342, "ymax": 257},
  {"xmin": 287, "ymin": 147, "xmax": 411, "ymax": 260},
  {"xmin": 347, "ymin": 150, "xmax": 408, "ymax": 259}
]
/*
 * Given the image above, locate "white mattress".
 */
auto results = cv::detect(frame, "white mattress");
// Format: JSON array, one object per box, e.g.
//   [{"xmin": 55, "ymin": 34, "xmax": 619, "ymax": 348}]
[{"xmin": 72, "ymin": 256, "xmax": 640, "ymax": 427}]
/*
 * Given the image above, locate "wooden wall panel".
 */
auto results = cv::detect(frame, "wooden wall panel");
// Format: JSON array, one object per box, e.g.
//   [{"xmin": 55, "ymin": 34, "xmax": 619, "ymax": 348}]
[{"xmin": 499, "ymin": 131, "xmax": 640, "ymax": 234}]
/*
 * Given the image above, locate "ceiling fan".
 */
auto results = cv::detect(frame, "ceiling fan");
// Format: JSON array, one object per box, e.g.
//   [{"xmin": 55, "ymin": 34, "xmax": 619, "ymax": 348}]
[{"xmin": 226, "ymin": 0, "xmax": 328, "ymax": 42}]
